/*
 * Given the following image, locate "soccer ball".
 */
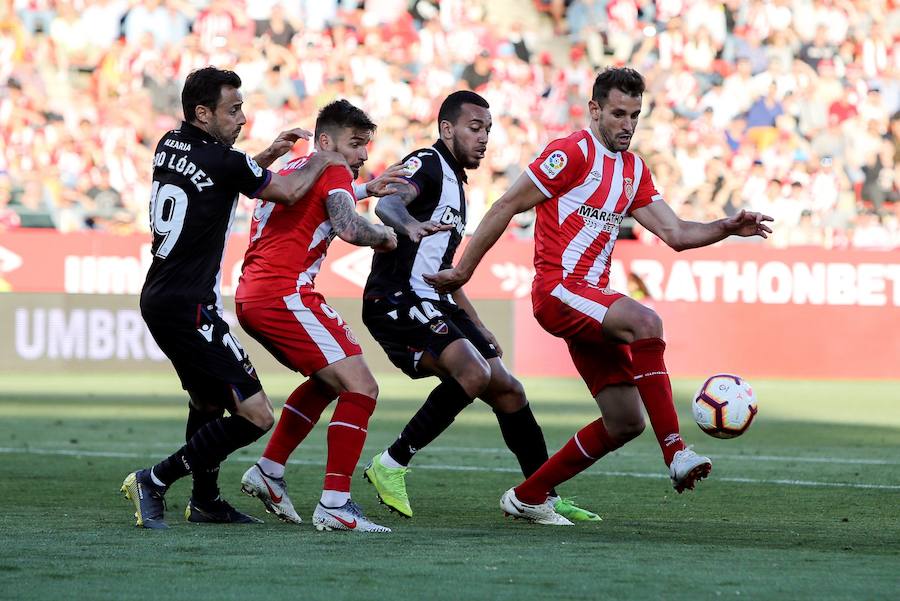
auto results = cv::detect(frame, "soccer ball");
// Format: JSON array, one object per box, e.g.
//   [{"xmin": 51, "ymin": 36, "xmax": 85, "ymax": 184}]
[{"xmin": 692, "ymin": 374, "xmax": 758, "ymax": 439}]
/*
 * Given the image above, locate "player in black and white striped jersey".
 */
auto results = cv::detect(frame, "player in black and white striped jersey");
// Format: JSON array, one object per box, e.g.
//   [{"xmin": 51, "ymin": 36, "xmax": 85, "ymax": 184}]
[{"xmin": 360, "ymin": 91, "xmax": 599, "ymax": 523}]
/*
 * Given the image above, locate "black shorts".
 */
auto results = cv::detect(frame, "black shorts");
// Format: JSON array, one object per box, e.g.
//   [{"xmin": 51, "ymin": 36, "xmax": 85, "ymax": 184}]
[
  {"xmin": 141, "ymin": 300, "xmax": 262, "ymax": 409},
  {"xmin": 361, "ymin": 292, "xmax": 499, "ymax": 378}
]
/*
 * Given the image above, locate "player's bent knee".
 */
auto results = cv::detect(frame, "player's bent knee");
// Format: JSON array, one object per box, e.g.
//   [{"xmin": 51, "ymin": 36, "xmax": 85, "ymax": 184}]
[
  {"xmin": 456, "ymin": 364, "xmax": 491, "ymax": 398},
  {"xmin": 631, "ymin": 307, "xmax": 663, "ymax": 340}
]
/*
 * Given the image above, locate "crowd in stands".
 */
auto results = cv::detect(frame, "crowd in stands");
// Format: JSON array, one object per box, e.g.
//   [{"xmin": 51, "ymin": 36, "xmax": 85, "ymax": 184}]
[{"xmin": 1, "ymin": 0, "xmax": 898, "ymax": 249}]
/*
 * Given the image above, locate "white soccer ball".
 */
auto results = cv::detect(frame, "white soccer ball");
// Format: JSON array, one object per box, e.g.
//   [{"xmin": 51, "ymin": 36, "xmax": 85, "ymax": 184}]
[{"xmin": 692, "ymin": 374, "xmax": 758, "ymax": 439}]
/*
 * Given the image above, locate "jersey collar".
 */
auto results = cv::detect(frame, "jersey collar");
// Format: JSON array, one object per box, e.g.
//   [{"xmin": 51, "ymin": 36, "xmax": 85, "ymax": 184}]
[
  {"xmin": 433, "ymin": 139, "xmax": 468, "ymax": 183},
  {"xmin": 585, "ymin": 127, "xmax": 619, "ymax": 159},
  {"xmin": 180, "ymin": 120, "xmax": 223, "ymax": 145}
]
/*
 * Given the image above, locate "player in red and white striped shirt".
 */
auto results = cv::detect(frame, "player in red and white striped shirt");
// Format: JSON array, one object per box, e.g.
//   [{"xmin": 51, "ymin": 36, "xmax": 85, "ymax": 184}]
[
  {"xmin": 426, "ymin": 67, "xmax": 773, "ymax": 525},
  {"xmin": 236, "ymin": 100, "xmax": 406, "ymax": 533}
]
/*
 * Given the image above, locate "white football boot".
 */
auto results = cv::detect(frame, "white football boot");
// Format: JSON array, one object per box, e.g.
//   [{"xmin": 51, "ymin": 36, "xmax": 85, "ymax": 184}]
[
  {"xmin": 669, "ymin": 447, "xmax": 712, "ymax": 493},
  {"xmin": 312, "ymin": 500, "xmax": 391, "ymax": 533},
  {"xmin": 500, "ymin": 488, "xmax": 573, "ymax": 526},
  {"xmin": 240, "ymin": 463, "xmax": 302, "ymax": 524}
]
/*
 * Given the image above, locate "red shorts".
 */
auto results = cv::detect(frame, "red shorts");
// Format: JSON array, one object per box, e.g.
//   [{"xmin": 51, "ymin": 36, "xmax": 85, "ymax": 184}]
[
  {"xmin": 533, "ymin": 279, "xmax": 632, "ymax": 396},
  {"xmin": 236, "ymin": 287, "xmax": 362, "ymax": 376}
]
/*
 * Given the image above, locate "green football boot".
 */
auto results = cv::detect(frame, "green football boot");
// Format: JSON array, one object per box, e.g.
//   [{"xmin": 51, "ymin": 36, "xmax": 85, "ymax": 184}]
[
  {"xmin": 363, "ymin": 453, "xmax": 412, "ymax": 518},
  {"xmin": 550, "ymin": 496, "xmax": 602, "ymax": 522}
]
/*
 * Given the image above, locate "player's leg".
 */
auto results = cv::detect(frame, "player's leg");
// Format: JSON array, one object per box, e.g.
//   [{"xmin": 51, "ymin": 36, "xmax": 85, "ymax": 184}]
[
  {"xmin": 602, "ymin": 296, "xmax": 711, "ymax": 491},
  {"xmin": 235, "ymin": 293, "xmax": 349, "ymax": 523},
  {"xmin": 185, "ymin": 399, "xmax": 225, "ymax": 507},
  {"xmin": 479, "ymin": 357, "xmax": 601, "ymax": 522},
  {"xmin": 502, "ymin": 383, "xmax": 644, "ymax": 525},
  {"xmin": 364, "ymin": 337, "xmax": 489, "ymax": 517},
  {"xmin": 240, "ymin": 378, "xmax": 336, "ymax": 523},
  {"xmin": 123, "ymin": 308, "xmax": 270, "ymax": 528},
  {"xmin": 310, "ymin": 355, "xmax": 389, "ymax": 533}
]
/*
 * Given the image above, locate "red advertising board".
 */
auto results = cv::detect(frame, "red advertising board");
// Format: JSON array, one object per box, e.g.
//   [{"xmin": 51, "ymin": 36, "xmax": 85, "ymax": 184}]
[{"xmin": 1, "ymin": 230, "xmax": 898, "ymax": 379}]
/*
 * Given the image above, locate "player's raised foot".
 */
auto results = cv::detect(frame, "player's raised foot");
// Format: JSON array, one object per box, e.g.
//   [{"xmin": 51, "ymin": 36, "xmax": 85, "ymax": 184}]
[
  {"xmin": 550, "ymin": 496, "xmax": 602, "ymax": 522},
  {"xmin": 670, "ymin": 447, "xmax": 712, "ymax": 493},
  {"xmin": 240, "ymin": 463, "xmax": 302, "ymax": 524},
  {"xmin": 312, "ymin": 500, "xmax": 392, "ymax": 533},
  {"xmin": 500, "ymin": 488, "xmax": 573, "ymax": 526},
  {"xmin": 363, "ymin": 454, "xmax": 412, "ymax": 518},
  {"xmin": 121, "ymin": 468, "xmax": 168, "ymax": 529},
  {"xmin": 185, "ymin": 496, "xmax": 263, "ymax": 524}
]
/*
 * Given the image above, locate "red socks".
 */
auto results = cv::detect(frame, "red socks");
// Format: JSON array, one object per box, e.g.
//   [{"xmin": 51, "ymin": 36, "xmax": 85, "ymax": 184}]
[
  {"xmin": 515, "ymin": 418, "xmax": 616, "ymax": 504},
  {"xmin": 631, "ymin": 337, "xmax": 685, "ymax": 466},
  {"xmin": 263, "ymin": 379, "xmax": 335, "ymax": 465},
  {"xmin": 323, "ymin": 392, "xmax": 376, "ymax": 492}
]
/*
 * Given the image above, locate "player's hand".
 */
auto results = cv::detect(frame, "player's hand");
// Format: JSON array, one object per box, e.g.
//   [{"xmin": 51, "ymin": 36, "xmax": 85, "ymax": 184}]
[
  {"xmin": 724, "ymin": 209, "xmax": 774, "ymax": 239},
  {"xmin": 373, "ymin": 225, "xmax": 398, "ymax": 253},
  {"xmin": 366, "ymin": 162, "xmax": 411, "ymax": 197},
  {"xmin": 407, "ymin": 220, "xmax": 454, "ymax": 243},
  {"xmin": 310, "ymin": 151, "xmax": 352, "ymax": 178},
  {"xmin": 267, "ymin": 127, "xmax": 313, "ymax": 158},
  {"xmin": 423, "ymin": 267, "xmax": 469, "ymax": 294},
  {"xmin": 479, "ymin": 326, "xmax": 503, "ymax": 358}
]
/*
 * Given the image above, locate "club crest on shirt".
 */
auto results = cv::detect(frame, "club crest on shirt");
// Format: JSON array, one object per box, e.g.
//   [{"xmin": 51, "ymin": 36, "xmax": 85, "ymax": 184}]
[
  {"xmin": 344, "ymin": 325, "xmax": 359, "ymax": 345},
  {"xmin": 430, "ymin": 320, "xmax": 449, "ymax": 335},
  {"xmin": 624, "ymin": 177, "xmax": 635, "ymax": 201},
  {"xmin": 540, "ymin": 150, "xmax": 568, "ymax": 179},
  {"xmin": 404, "ymin": 156, "xmax": 423, "ymax": 176}
]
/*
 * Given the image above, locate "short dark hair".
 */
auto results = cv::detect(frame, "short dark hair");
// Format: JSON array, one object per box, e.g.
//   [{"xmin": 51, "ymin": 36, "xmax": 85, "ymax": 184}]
[
  {"xmin": 438, "ymin": 91, "xmax": 490, "ymax": 127},
  {"xmin": 314, "ymin": 99, "xmax": 376, "ymax": 139},
  {"xmin": 182, "ymin": 66, "xmax": 242, "ymax": 123},
  {"xmin": 591, "ymin": 67, "xmax": 645, "ymax": 105}
]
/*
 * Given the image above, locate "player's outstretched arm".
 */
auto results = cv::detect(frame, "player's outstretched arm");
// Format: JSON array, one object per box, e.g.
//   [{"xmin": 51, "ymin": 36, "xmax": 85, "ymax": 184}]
[
  {"xmin": 258, "ymin": 151, "xmax": 350, "ymax": 206},
  {"xmin": 374, "ymin": 182, "xmax": 453, "ymax": 242},
  {"xmin": 358, "ymin": 162, "xmax": 411, "ymax": 199},
  {"xmin": 631, "ymin": 202, "xmax": 774, "ymax": 251},
  {"xmin": 424, "ymin": 172, "xmax": 546, "ymax": 294},
  {"xmin": 253, "ymin": 127, "xmax": 313, "ymax": 168},
  {"xmin": 326, "ymin": 191, "xmax": 398, "ymax": 252}
]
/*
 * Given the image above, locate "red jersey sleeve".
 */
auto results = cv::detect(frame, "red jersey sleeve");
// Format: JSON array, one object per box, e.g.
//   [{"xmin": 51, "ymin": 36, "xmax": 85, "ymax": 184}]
[
  {"xmin": 526, "ymin": 134, "xmax": 590, "ymax": 198},
  {"xmin": 629, "ymin": 157, "xmax": 662, "ymax": 213},
  {"xmin": 317, "ymin": 165, "xmax": 355, "ymax": 203}
]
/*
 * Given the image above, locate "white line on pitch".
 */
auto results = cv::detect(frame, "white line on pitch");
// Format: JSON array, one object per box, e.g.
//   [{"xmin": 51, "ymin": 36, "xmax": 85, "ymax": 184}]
[
  {"xmin": 2, "ymin": 446, "xmax": 898, "ymax": 491},
  {"xmin": 48, "ymin": 441, "xmax": 900, "ymax": 466}
]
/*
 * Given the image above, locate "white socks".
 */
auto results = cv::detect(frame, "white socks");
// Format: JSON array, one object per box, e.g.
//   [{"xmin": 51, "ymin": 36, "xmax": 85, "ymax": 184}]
[{"xmin": 258, "ymin": 457, "xmax": 285, "ymax": 479}]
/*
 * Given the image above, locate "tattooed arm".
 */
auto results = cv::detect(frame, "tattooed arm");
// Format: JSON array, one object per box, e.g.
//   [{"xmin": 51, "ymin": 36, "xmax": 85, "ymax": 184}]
[
  {"xmin": 326, "ymin": 191, "xmax": 398, "ymax": 251},
  {"xmin": 375, "ymin": 182, "xmax": 452, "ymax": 242}
]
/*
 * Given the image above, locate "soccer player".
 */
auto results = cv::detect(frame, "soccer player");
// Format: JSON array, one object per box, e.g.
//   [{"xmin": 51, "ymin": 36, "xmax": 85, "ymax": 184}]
[
  {"xmin": 122, "ymin": 67, "xmax": 352, "ymax": 529},
  {"xmin": 236, "ymin": 100, "xmax": 402, "ymax": 533},
  {"xmin": 425, "ymin": 68, "xmax": 774, "ymax": 525},
  {"xmin": 358, "ymin": 91, "xmax": 599, "ymax": 523}
]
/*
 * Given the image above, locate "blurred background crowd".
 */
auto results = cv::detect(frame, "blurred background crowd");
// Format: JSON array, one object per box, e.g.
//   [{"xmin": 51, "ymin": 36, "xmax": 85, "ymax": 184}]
[{"xmin": 0, "ymin": 0, "xmax": 898, "ymax": 249}]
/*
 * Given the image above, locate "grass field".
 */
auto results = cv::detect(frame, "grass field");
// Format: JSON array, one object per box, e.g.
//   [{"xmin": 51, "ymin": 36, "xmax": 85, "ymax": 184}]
[{"xmin": 0, "ymin": 372, "xmax": 898, "ymax": 601}]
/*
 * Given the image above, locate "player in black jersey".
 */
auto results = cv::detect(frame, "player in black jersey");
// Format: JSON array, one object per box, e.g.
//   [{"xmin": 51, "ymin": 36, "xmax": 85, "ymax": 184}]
[
  {"xmin": 360, "ymin": 91, "xmax": 600, "ymax": 522},
  {"xmin": 121, "ymin": 67, "xmax": 401, "ymax": 529}
]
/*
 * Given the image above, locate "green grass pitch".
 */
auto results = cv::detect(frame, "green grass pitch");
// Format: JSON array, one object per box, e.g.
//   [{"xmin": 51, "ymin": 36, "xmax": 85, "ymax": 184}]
[{"xmin": 0, "ymin": 372, "xmax": 898, "ymax": 600}]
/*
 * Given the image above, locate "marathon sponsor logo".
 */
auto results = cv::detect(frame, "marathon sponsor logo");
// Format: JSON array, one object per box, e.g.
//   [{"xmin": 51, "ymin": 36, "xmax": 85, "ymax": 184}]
[
  {"xmin": 577, "ymin": 205, "xmax": 623, "ymax": 233},
  {"xmin": 163, "ymin": 139, "xmax": 192, "ymax": 152},
  {"xmin": 153, "ymin": 151, "xmax": 214, "ymax": 191},
  {"xmin": 539, "ymin": 150, "xmax": 567, "ymax": 179},
  {"xmin": 438, "ymin": 205, "xmax": 465, "ymax": 236}
]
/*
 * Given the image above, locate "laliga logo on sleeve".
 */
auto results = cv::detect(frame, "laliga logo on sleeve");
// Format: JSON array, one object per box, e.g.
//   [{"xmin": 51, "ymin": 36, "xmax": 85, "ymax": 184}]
[
  {"xmin": 540, "ymin": 151, "xmax": 567, "ymax": 179},
  {"xmin": 404, "ymin": 156, "xmax": 423, "ymax": 176}
]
